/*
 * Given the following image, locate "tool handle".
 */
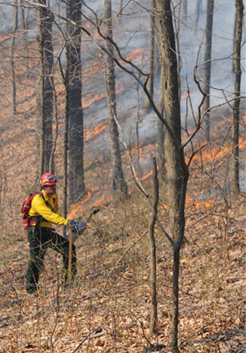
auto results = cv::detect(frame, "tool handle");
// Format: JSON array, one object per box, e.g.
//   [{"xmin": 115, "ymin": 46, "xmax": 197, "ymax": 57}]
[{"xmin": 68, "ymin": 228, "xmax": 73, "ymax": 282}]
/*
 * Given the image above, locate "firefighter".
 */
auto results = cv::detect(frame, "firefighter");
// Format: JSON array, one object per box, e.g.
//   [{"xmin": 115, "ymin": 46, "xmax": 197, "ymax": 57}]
[{"xmin": 25, "ymin": 172, "xmax": 77, "ymax": 294}]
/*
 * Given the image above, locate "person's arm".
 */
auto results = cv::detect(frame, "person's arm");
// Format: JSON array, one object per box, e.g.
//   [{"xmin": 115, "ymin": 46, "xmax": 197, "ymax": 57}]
[{"xmin": 32, "ymin": 194, "xmax": 68, "ymax": 225}]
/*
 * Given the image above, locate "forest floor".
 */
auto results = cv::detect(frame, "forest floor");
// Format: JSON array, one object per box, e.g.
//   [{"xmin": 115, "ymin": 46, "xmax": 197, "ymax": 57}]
[
  {"xmin": 1, "ymin": 111, "xmax": 246, "ymax": 353},
  {"xmin": 0, "ymin": 37, "xmax": 246, "ymax": 353}
]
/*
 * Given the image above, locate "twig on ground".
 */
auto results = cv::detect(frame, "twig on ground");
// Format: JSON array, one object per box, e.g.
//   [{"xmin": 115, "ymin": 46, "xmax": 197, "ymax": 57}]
[{"xmin": 71, "ymin": 326, "xmax": 102, "ymax": 353}]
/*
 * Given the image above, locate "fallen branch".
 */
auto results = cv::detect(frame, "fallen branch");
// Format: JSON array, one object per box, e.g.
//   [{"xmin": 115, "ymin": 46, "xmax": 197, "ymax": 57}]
[{"xmin": 71, "ymin": 326, "xmax": 102, "ymax": 353}]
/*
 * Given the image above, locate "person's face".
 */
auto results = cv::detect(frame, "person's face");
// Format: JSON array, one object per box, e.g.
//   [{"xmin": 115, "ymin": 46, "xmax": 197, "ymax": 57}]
[{"xmin": 44, "ymin": 184, "xmax": 56, "ymax": 196}]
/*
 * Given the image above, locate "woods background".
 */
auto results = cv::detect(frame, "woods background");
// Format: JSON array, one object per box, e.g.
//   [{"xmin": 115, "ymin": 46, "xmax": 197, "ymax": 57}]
[{"xmin": 0, "ymin": 0, "xmax": 245, "ymax": 352}]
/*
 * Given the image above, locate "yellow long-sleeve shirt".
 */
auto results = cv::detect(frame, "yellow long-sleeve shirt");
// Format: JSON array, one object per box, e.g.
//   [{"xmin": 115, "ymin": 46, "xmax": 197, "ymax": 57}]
[{"xmin": 29, "ymin": 190, "xmax": 68, "ymax": 228}]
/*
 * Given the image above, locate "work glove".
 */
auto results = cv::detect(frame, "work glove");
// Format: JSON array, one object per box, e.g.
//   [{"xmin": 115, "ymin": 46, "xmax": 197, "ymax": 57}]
[{"xmin": 67, "ymin": 220, "xmax": 77, "ymax": 231}]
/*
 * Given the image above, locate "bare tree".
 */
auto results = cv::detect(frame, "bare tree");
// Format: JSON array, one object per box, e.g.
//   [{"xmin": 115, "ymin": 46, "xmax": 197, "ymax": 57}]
[
  {"xmin": 149, "ymin": 157, "xmax": 158, "ymax": 335},
  {"xmin": 232, "ymin": 0, "xmax": 244, "ymax": 194},
  {"xmin": 66, "ymin": 0, "xmax": 85, "ymax": 204},
  {"xmin": 104, "ymin": 0, "xmax": 128, "ymax": 196},
  {"xmin": 36, "ymin": 0, "xmax": 54, "ymax": 175},
  {"xmin": 202, "ymin": 0, "xmax": 214, "ymax": 141},
  {"xmin": 155, "ymin": 1, "xmax": 189, "ymax": 351},
  {"xmin": 10, "ymin": 0, "xmax": 18, "ymax": 116}
]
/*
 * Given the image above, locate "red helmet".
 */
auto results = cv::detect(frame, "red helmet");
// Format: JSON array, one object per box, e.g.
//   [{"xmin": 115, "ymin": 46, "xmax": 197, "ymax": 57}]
[{"xmin": 40, "ymin": 172, "xmax": 58, "ymax": 186}]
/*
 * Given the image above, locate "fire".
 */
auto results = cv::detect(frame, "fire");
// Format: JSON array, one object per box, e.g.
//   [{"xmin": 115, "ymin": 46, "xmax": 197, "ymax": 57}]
[
  {"xmin": 94, "ymin": 124, "xmax": 107, "ymax": 135},
  {"xmin": 0, "ymin": 33, "xmax": 13, "ymax": 43},
  {"xmin": 67, "ymin": 203, "xmax": 82, "ymax": 220},
  {"xmin": 82, "ymin": 92, "xmax": 106, "ymax": 108},
  {"xmin": 181, "ymin": 91, "xmax": 188, "ymax": 99},
  {"xmin": 239, "ymin": 137, "xmax": 246, "ymax": 149},
  {"xmin": 185, "ymin": 135, "xmax": 245, "ymax": 165},
  {"xmin": 93, "ymin": 193, "xmax": 110, "ymax": 209},
  {"xmin": 67, "ymin": 191, "xmax": 92, "ymax": 219},
  {"xmin": 82, "ymin": 62, "xmax": 104, "ymax": 84},
  {"xmin": 84, "ymin": 122, "xmax": 108, "ymax": 142},
  {"xmin": 185, "ymin": 194, "xmax": 216, "ymax": 209},
  {"xmin": 141, "ymin": 170, "xmax": 153, "ymax": 181},
  {"xmin": 125, "ymin": 49, "xmax": 144, "ymax": 61}
]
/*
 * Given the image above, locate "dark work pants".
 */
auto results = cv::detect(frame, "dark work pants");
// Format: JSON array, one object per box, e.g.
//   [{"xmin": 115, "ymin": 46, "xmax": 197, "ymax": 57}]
[{"xmin": 26, "ymin": 226, "xmax": 77, "ymax": 293}]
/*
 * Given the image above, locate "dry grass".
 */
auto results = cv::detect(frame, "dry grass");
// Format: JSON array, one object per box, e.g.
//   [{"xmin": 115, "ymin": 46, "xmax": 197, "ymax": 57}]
[{"xmin": 0, "ymin": 40, "xmax": 245, "ymax": 353}]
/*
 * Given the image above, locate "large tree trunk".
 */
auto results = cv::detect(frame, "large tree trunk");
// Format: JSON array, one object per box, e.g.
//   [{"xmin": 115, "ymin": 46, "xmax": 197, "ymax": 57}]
[
  {"xmin": 202, "ymin": 0, "xmax": 214, "ymax": 142},
  {"xmin": 146, "ymin": 0, "xmax": 156, "ymax": 112},
  {"xmin": 104, "ymin": 0, "xmax": 128, "ymax": 196},
  {"xmin": 37, "ymin": 0, "xmax": 54, "ymax": 175},
  {"xmin": 155, "ymin": 1, "xmax": 188, "ymax": 352},
  {"xmin": 232, "ymin": 0, "xmax": 244, "ymax": 194},
  {"xmin": 66, "ymin": 0, "xmax": 85, "ymax": 204}
]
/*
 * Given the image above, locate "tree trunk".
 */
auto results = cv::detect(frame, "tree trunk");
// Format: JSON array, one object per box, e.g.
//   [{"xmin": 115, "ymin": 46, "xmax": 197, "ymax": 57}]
[
  {"xmin": 146, "ymin": 0, "xmax": 156, "ymax": 112},
  {"xmin": 63, "ymin": 46, "xmax": 69, "ymax": 223},
  {"xmin": 149, "ymin": 157, "xmax": 158, "ymax": 335},
  {"xmin": 202, "ymin": 0, "xmax": 214, "ymax": 142},
  {"xmin": 104, "ymin": 0, "xmax": 128, "ymax": 196},
  {"xmin": 20, "ymin": 0, "xmax": 29, "ymax": 79},
  {"xmin": 10, "ymin": 0, "xmax": 18, "ymax": 116},
  {"xmin": 232, "ymin": 0, "xmax": 244, "ymax": 194},
  {"xmin": 136, "ymin": 78, "xmax": 142, "ymax": 175},
  {"xmin": 66, "ymin": 0, "xmax": 85, "ymax": 204},
  {"xmin": 37, "ymin": 0, "xmax": 54, "ymax": 175},
  {"xmin": 157, "ymin": 66, "xmax": 165, "ymax": 178},
  {"xmin": 155, "ymin": 1, "xmax": 189, "ymax": 351},
  {"xmin": 195, "ymin": 0, "xmax": 203, "ymax": 31},
  {"xmin": 182, "ymin": 0, "xmax": 187, "ymax": 22}
]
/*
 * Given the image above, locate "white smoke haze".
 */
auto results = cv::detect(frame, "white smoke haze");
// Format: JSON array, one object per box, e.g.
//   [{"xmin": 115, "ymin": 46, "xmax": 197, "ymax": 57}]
[{"xmin": 0, "ymin": 0, "xmax": 245, "ymax": 164}]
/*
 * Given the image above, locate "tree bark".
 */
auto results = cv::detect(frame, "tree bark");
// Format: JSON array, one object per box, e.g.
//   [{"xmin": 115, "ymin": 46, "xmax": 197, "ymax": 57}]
[
  {"xmin": 20, "ymin": 0, "xmax": 29, "ymax": 79},
  {"xmin": 64, "ymin": 46, "xmax": 69, "ymax": 222},
  {"xmin": 66, "ymin": 0, "xmax": 85, "ymax": 204},
  {"xmin": 37, "ymin": 0, "xmax": 54, "ymax": 175},
  {"xmin": 202, "ymin": 0, "xmax": 214, "ymax": 141},
  {"xmin": 104, "ymin": 0, "xmax": 128, "ymax": 196},
  {"xmin": 149, "ymin": 157, "xmax": 158, "ymax": 335},
  {"xmin": 232, "ymin": 0, "xmax": 244, "ymax": 194},
  {"xmin": 10, "ymin": 0, "xmax": 18, "ymax": 116},
  {"xmin": 195, "ymin": 0, "xmax": 203, "ymax": 31},
  {"xmin": 157, "ymin": 65, "xmax": 165, "ymax": 178},
  {"xmin": 146, "ymin": 0, "xmax": 156, "ymax": 112},
  {"xmin": 182, "ymin": 0, "xmax": 187, "ymax": 22},
  {"xmin": 155, "ymin": 1, "xmax": 189, "ymax": 351}
]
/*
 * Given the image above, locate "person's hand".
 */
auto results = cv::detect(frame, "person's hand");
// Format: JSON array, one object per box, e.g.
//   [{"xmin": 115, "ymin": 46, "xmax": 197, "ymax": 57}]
[{"xmin": 67, "ymin": 220, "xmax": 77, "ymax": 231}]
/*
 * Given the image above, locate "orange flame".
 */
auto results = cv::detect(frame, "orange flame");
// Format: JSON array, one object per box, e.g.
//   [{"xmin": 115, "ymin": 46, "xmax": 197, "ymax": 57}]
[
  {"xmin": 141, "ymin": 170, "xmax": 153, "ymax": 181},
  {"xmin": 181, "ymin": 91, "xmax": 188, "ymax": 99},
  {"xmin": 126, "ymin": 49, "xmax": 144, "ymax": 61},
  {"xmin": 84, "ymin": 123, "xmax": 108, "ymax": 142},
  {"xmin": 82, "ymin": 93, "xmax": 106, "ymax": 108}
]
